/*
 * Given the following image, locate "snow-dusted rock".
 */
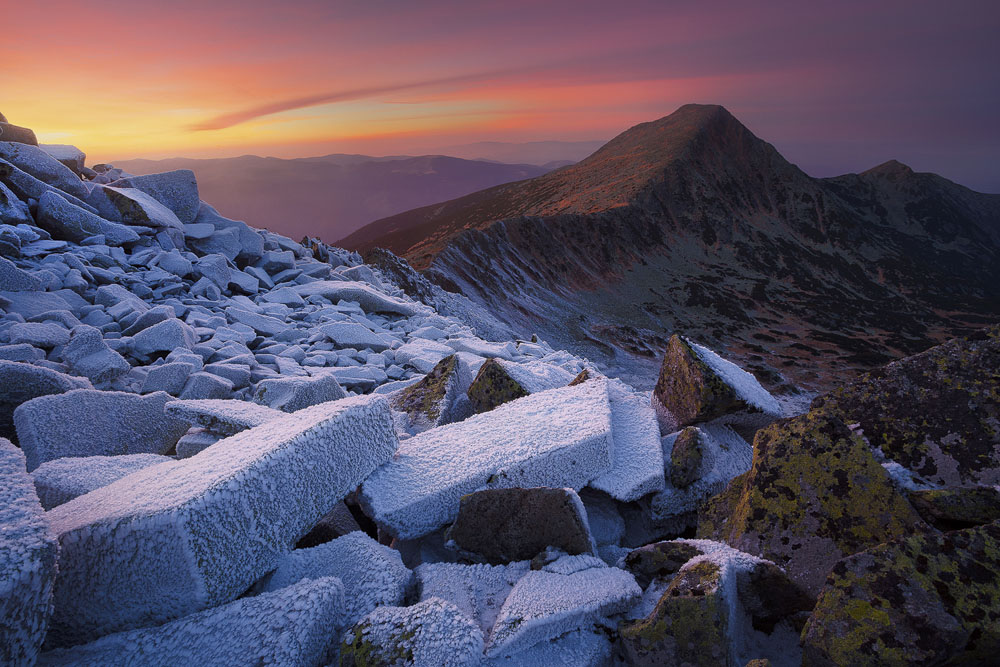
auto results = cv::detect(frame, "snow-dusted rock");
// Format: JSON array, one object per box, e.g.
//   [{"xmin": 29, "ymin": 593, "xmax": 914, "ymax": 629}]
[
  {"xmin": 0, "ymin": 181, "xmax": 33, "ymax": 227},
  {"xmin": 194, "ymin": 253, "xmax": 231, "ymax": 289},
  {"xmin": 0, "ymin": 360, "xmax": 90, "ymax": 441},
  {"xmin": 319, "ymin": 321, "xmax": 394, "ymax": 351},
  {"xmin": 203, "ymin": 362, "xmax": 251, "ymax": 388},
  {"xmin": 0, "ymin": 438, "xmax": 58, "ymax": 666},
  {"xmin": 341, "ymin": 597, "xmax": 483, "ymax": 667},
  {"xmin": 89, "ymin": 185, "xmax": 184, "ymax": 231},
  {"xmin": 394, "ymin": 337, "xmax": 456, "ymax": 373},
  {"xmin": 362, "ymin": 380, "xmax": 614, "ymax": 540},
  {"xmin": 140, "ymin": 361, "xmax": 193, "ymax": 395},
  {"xmin": 485, "ymin": 562, "xmax": 640, "ymax": 658},
  {"xmin": 192, "ymin": 202, "xmax": 264, "ymax": 261},
  {"xmin": 226, "ymin": 306, "xmax": 289, "ymax": 336},
  {"xmin": 132, "ymin": 318, "xmax": 197, "ymax": 357},
  {"xmin": 14, "ymin": 389, "xmax": 187, "ymax": 471},
  {"xmin": 0, "ymin": 141, "xmax": 88, "ymax": 199},
  {"xmin": 165, "ymin": 398, "xmax": 283, "ymax": 435},
  {"xmin": 8, "ymin": 321, "xmax": 69, "ymax": 348},
  {"xmin": 588, "ymin": 379, "xmax": 665, "ymax": 501},
  {"xmin": 39, "ymin": 577, "xmax": 345, "ymax": 667},
  {"xmin": 174, "ymin": 428, "xmax": 221, "ymax": 458},
  {"xmin": 45, "ymin": 394, "xmax": 397, "ymax": 646},
  {"xmin": 252, "ymin": 372, "xmax": 347, "ymax": 412},
  {"xmin": 260, "ymin": 286, "xmax": 304, "ymax": 307},
  {"xmin": 261, "ymin": 531, "xmax": 412, "ymax": 629},
  {"xmin": 295, "ymin": 280, "xmax": 421, "ymax": 316},
  {"xmin": 31, "ymin": 453, "xmax": 173, "ymax": 510},
  {"xmin": 482, "ymin": 629, "xmax": 613, "ymax": 667},
  {"xmin": 36, "ymin": 191, "xmax": 139, "ymax": 246},
  {"xmin": 1, "ymin": 158, "xmax": 96, "ymax": 214},
  {"xmin": 0, "ymin": 343, "xmax": 45, "ymax": 361},
  {"xmin": 445, "ymin": 337, "xmax": 517, "ymax": 361},
  {"xmin": 39, "ymin": 144, "xmax": 86, "ymax": 174},
  {"xmin": 178, "ymin": 371, "xmax": 233, "ymax": 400},
  {"xmin": 416, "ymin": 561, "xmax": 530, "ymax": 637},
  {"xmin": 95, "ymin": 283, "xmax": 149, "ymax": 313},
  {"xmin": 0, "ymin": 255, "xmax": 41, "ymax": 291},
  {"xmin": 111, "ymin": 169, "xmax": 200, "ymax": 223},
  {"xmin": 60, "ymin": 325, "xmax": 131, "ymax": 384}
]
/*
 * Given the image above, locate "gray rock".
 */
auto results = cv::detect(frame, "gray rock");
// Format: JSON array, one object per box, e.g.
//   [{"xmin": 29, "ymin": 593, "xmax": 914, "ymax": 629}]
[
  {"xmin": 252, "ymin": 372, "xmax": 347, "ymax": 413},
  {"xmin": 38, "ymin": 145, "xmax": 86, "ymax": 175},
  {"xmin": 0, "ymin": 181, "xmax": 32, "ymax": 225},
  {"xmin": 0, "ymin": 158, "xmax": 97, "ymax": 213},
  {"xmin": 0, "ymin": 226, "xmax": 21, "ymax": 256},
  {"xmin": 0, "ymin": 142, "xmax": 87, "ymax": 199},
  {"xmin": 132, "ymin": 318, "xmax": 197, "ymax": 357},
  {"xmin": 154, "ymin": 250, "xmax": 192, "ymax": 277},
  {"xmin": 259, "ymin": 250, "xmax": 295, "ymax": 274},
  {"xmin": 94, "ymin": 284, "xmax": 149, "ymax": 313},
  {"xmin": 319, "ymin": 321, "xmax": 394, "ymax": 351},
  {"xmin": 174, "ymin": 428, "xmax": 221, "ymax": 458},
  {"xmin": 31, "ymin": 453, "xmax": 173, "ymax": 510},
  {"xmin": 9, "ymin": 321, "xmax": 70, "ymax": 348},
  {"xmin": 87, "ymin": 185, "xmax": 184, "ymax": 231},
  {"xmin": 0, "ymin": 360, "xmax": 90, "ymax": 441},
  {"xmin": 0, "ymin": 438, "xmax": 58, "ymax": 666},
  {"xmin": 179, "ymin": 371, "xmax": 233, "ymax": 400},
  {"xmin": 121, "ymin": 304, "xmax": 175, "ymax": 336},
  {"xmin": 110, "ymin": 170, "xmax": 199, "ymax": 223},
  {"xmin": 259, "ymin": 286, "xmax": 304, "ymax": 307},
  {"xmin": 194, "ymin": 253, "xmax": 230, "ymax": 289},
  {"xmin": 182, "ymin": 222, "xmax": 214, "ymax": 239},
  {"xmin": 203, "ymin": 362, "xmax": 251, "ymax": 389},
  {"xmin": 61, "ymin": 325, "xmax": 131, "ymax": 384},
  {"xmin": 165, "ymin": 398, "xmax": 283, "ymax": 436},
  {"xmin": 14, "ymin": 389, "xmax": 187, "ymax": 470},
  {"xmin": 0, "ymin": 123, "xmax": 38, "ymax": 146},
  {"xmin": 295, "ymin": 280, "xmax": 420, "ymax": 316},
  {"xmin": 0, "ymin": 256, "xmax": 41, "ymax": 291},
  {"xmin": 140, "ymin": 361, "xmax": 193, "ymax": 395},
  {"xmin": 36, "ymin": 191, "xmax": 139, "ymax": 246},
  {"xmin": 227, "ymin": 269, "xmax": 259, "ymax": 294},
  {"xmin": 192, "ymin": 202, "xmax": 263, "ymax": 261},
  {"xmin": 0, "ymin": 343, "xmax": 45, "ymax": 361},
  {"xmin": 226, "ymin": 306, "xmax": 288, "ymax": 336}
]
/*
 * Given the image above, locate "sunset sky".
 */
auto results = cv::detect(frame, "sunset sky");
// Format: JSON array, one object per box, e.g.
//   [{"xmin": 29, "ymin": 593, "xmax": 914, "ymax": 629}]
[{"xmin": 4, "ymin": 0, "xmax": 998, "ymax": 191}]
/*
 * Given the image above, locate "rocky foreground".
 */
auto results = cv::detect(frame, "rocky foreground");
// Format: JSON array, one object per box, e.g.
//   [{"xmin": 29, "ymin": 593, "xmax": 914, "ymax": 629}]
[{"xmin": 1, "ymin": 115, "xmax": 998, "ymax": 666}]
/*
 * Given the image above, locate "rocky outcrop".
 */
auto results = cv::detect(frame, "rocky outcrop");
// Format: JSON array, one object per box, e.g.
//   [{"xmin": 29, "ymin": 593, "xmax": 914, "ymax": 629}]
[{"xmin": 466, "ymin": 357, "xmax": 530, "ymax": 414}]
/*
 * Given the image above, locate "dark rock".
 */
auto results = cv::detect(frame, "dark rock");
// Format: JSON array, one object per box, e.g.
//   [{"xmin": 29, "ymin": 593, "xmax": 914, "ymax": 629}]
[
  {"xmin": 445, "ymin": 487, "xmax": 593, "ymax": 564},
  {"xmin": 698, "ymin": 408, "xmax": 928, "ymax": 597},
  {"xmin": 652, "ymin": 335, "xmax": 746, "ymax": 427},
  {"xmin": 568, "ymin": 368, "xmax": 591, "ymax": 386},
  {"xmin": 801, "ymin": 521, "xmax": 1000, "ymax": 666},
  {"xmin": 737, "ymin": 561, "xmax": 815, "ymax": 633},
  {"xmin": 812, "ymin": 325, "xmax": 1000, "ymax": 486},
  {"xmin": 0, "ymin": 123, "xmax": 38, "ymax": 146},
  {"xmin": 391, "ymin": 354, "xmax": 469, "ymax": 429},
  {"xmin": 296, "ymin": 501, "xmax": 364, "ymax": 549},
  {"xmin": 623, "ymin": 540, "xmax": 704, "ymax": 588},
  {"xmin": 669, "ymin": 427, "xmax": 703, "ymax": 488},
  {"xmin": 466, "ymin": 358, "xmax": 529, "ymax": 414},
  {"xmin": 907, "ymin": 486, "xmax": 1000, "ymax": 530}
]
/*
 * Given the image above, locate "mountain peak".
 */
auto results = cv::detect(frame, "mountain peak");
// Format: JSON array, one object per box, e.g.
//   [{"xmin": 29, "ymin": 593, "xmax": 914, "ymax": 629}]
[{"xmin": 863, "ymin": 159, "xmax": 915, "ymax": 179}]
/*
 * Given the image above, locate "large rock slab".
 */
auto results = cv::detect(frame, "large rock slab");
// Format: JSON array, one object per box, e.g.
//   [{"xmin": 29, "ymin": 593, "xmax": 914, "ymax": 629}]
[
  {"xmin": 0, "ymin": 123, "xmax": 38, "ymax": 146},
  {"xmin": 0, "ymin": 141, "xmax": 88, "ymax": 199},
  {"xmin": 36, "ymin": 191, "xmax": 139, "ymax": 246},
  {"xmin": 0, "ymin": 360, "xmax": 89, "ymax": 442},
  {"xmin": 0, "ymin": 158, "xmax": 96, "ymax": 213},
  {"xmin": 416, "ymin": 561, "xmax": 530, "ymax": 638},
  {"xmin": 319, "ymin": 321, "xmax": 394, "ymax": 351},
  {"xmin": 132, "ymin": 318, "xmax": 197, "ymax": 357},
  {"xmin": 0, "ymin": 255, "xmax": 40, "ymax": 291},
  {"xmin": 802, "ymin": 521, "xmax": 1000, "ymax": 666},
  {"xmin": 31, "ymin": 453, "xmax": 174, "ymax": 510},
  {"xmin": 0, "ymin": 180, "xmax": 32, "ymax": 226},
  {"xmin": 15, "ymin": 389, "xmax": 188, "ymax": 471},
  {"xmin": 111, "ymin": 169, "xmax": 200, "ymax": 223},
  {"xmin": 39, "ymin": 144, "xmax": 86, "ymax": 174},
  {"xmin": 295, "ymin": 280, "xmax": 421, "ymax": 315},
  {"xmin": 813, "ymin": 325, "xmax": 1000, "ymax": 486},
  {"xmin": 446, "ymin": 487, "xmax": 594, "ymax": 564},
  {"xmin": 0, "ymin": 438, "xmax": 59, "ymax": 666},
  {"xmin": 164, "ymin": 398, "xmax": 283, "ymax": 436},
  {"xmin": 697, "ymin": 408, "xmax": 928, "ymax": 597},
  {"xmin": 252, "ymin": 372, "xmax": 347, "ymax": 413},
  {"xmin": 38, "ymin": 577, "xmax": 345, "ymax": 667},
  {"xmin": 191, "ymin": 202, "xmax": 263, "ymax": 261},
  {"xmin": 89, "ymin": 184, "xmax": 184, "ymax": 231},
  {"xmin": 361, "ymin": 380, "xmax": 614, "ymax": 540},
  {"xmin": 60, "ymin": 325, "xmax": 131, "ymax": 384},
  {"xmin": 45, "ymin": 394, "xmax": 397, "ymax": 646}
]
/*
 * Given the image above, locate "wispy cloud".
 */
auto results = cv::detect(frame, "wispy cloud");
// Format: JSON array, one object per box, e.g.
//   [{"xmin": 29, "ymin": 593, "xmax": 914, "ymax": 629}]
[{"xmin": 190, "ymin": 68, "xmax": 526, "ymax": 131}]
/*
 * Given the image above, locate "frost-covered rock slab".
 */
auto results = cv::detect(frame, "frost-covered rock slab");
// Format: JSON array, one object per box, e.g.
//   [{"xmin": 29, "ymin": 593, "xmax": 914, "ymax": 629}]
[
  {"xmin": 482, "ymin": 628, "xmax": 613, "ymax": 667},
  {"xmin": 589, "ymin": 379, "xmax": 665, "ymax": 501},
  {"xmin": 61, "ymin": 325, "xmax": 131, "ymax": 384},
  {"xmin": 485, "ymin": 563, "xmax": 640, "ymax": 658},
  {"xmin": 394, "ymin": 338, "xmax": 455, "ymax": 374},
  {"xmin": 341, "ymin": 597, "xmax": 483, "ymax": 667},
  {"xmin": 252, "ymin": 372, "xmax": 347, "ymax": 413},
  {"xmin": 0, "ymin": 255, "xmax": 41, "ymax": 291},
  {"xmin": 38, "ymin": 577, "xmax": 345, "ymax": 667},
  {"xmin": 174, "ymin": 428, "xmax": 221, "ymax": 459},
  {"xmin": 0, "ymin": 438, "xmax": 58, "ymax": 666},
  {"xmin": 165, "ymin": 399, "xmax": 283, "ymax": 436},
  {"xmin": 261, "ymin": 531, "xmax": 412, "ymax": 629},
  {"xmin": 416, "ymin": 561, "xmax": 530, "ymax": 637},
  {"xmin": 0, "ymin": 141, "xmax": 89, "ymax": 199},
  {"xmin": 295, "ymin": 280, "xmax": 421, "ymax": 316},
  {"xmin": 45, "ymin": 394, "xmax": 397, "ymax": 646},
  {"xmin": 90, "ymin": 185, "xmax": 184, "ymax": 231},
  {"xmin": 319, "ymin": 321, "xmax": 394, "ymax": 351},
  {"xmin": 362, "ymin": 380, "xmax": 614, "ymax": 540},
  {"xmin": 0, "ymin": 360, "xmax": 89, "ymax": 441},
  {"xmin": 14, "ymin": 389, "xmax": 187, "ymax": 471},
  {"xmin": 31, "ymin": 453, "xmax": 174, "ymax": 510},
  {"xmin": 36, "ymin": 191, "xmax": 139, "ymax": 246},
  {"xmin": 39, "ymin": 144, "xmax": 85, "ymax": 174},
  {"xmin": 132, "ymin": 318, "xmax": 197, "ymax": 357},
  {"xmin": 111, "ymin": 169, "xmax": 200, "ymax": 224}
]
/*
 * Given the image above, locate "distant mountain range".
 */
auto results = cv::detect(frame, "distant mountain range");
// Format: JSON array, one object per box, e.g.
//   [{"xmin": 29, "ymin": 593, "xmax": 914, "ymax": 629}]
[
  {"xmin": 342, "ymin": 105, "xmax": 1000, "ymax": 391},
  {"xmin": 436, "ymin": 140, "xmax": 607, "ymax": 168},
  {"xmin": 113, "ymin": 154, "xmax": 551, "ymax": 242}
]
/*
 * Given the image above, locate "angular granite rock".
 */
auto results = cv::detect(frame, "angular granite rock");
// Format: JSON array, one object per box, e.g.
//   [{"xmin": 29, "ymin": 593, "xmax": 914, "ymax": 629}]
[
  {"xmin": 391, "ymin": 354, "xmax": 471, "ymax": 431},
  {"xmin": 45, "ymin": 394, "xmax": 397, "ymax": 646},
  {"xmin": 36, "ymin": 191, "xmax": 139, "ymax": 246},
  {"xmin": 295, "ymin": 280, "xmax": 421, "ymax": 316},
  {"xmin": 0, "ymin": 141, "xmax": 88, "ymax": 199},
  {"xmin": 165, "ymin": 398, "xmax": 283, "ymax": 436},
  {"xmin": 466, "ymin": 358, "xmax": 530, "ymax": 414},
  {"xmin": 110, "ymin": 169, "xmax": 200, "ymax": 223},
  {"xmin": 0, "ymin": 360, "xmax": 90, "ymax": 442},
  {"xmin": 60, "ymin": 325, "xmax": 131, "ymax": 384},
  {"xmin": 31, "ymin": 453, "xmax": 174, "ymax": 510},
  {"xmin": 0, "ymin": 255, "xmax": 41, "ymax": 291},
  {"xmin": 252, "ymin": 372, "xmax": 347, "ymax": 413}
]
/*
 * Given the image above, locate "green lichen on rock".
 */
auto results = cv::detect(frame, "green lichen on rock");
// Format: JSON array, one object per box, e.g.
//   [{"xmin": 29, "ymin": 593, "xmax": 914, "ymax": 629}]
[
  {"xmin": 669, "ymin": 427, "xmax": 704, "ymax": 488},
  {"xmin": 812, "ymin": 325, "xmax": 1000, "ymax": 486},
  {"xmin": 466, "ymin": 358, "xmax": 529, "ymax": 414},
  {"xmin": 653, "ymin": 335, "xmax": 748, "ymax": 427},
  {"xmin": 340, "ymin": 621, "xmax": 414, "ymax": 667},
  {"xmin": 103, "ymin": 187, "xmax": 152, "ymax": 225},
  {"xmin": 801, "ymin": 520, "xmax": 1000, "ymax": 666},
  {"xmin": 697, "ymin": 407, "xmax": 928, "ymax": 596},
  {"xmin": 907, "ymin": 485, "xmax": 1000, "ymax": 530},
  {"xmin": 392, "ymin": 354, "xmax": 458, "ymax": 424},
  {"xmin": 623, "ymin": 540, "xmax": 704, "ymax": 588},
  {"xmin": 619, "ymin": 559, "xmax": 729, "ymax": 666}
]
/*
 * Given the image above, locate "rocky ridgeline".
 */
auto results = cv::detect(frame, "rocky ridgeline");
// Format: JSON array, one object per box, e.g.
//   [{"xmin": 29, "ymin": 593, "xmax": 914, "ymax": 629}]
[{"xmin": 0, "ymin": 117, "xmax": 998, "ymax": 666}]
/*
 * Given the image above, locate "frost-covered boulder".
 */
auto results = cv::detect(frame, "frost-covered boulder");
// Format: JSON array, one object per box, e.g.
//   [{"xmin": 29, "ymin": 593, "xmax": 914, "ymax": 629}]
[
  {"xmin": 39, "ymin": 577, "xmax": 345, "ymax": 667},
  {"xmin": 60, "ymin": 325, "xmax": 131, "ymax": 384},
  {"xmin": 88, "ymin": 185, "xmax": 184, "ymax": 231},
  {"xmin": 416, "ymin": 561, "xmax": 530, "ymax": 637},
  {"xmin": 391, "ymin": 354, "xmax": 472, "ymax": 431},
  {"xmin": 0, "ymin": 438, "xmax": 58, "ymax": 666},
  {"xmin": 652, "ymin": 335, "xmax": 781, "ymax": 430},
  {"xmin": 362, "ymin": 380, "xmax": 614, "ymax": 540},
  {"xmin": 341, "ymin": 597, "xmax": 484, "ymax": 667},
  {"xmin": 481, "ymin": 628, "xmax": 612, "ymax": 667},
  {"xmin": 0, "ymin": 141, "xmax": 88, "ymax": 199},
  {"xmin": 319, "ymin": 321, "xmax": 394, "ymax": 351},
  {"xmin": 0, "ymin": 360, "xmax": 90, "ymax": 441},
  {"xmin": 36, "ymin": 191, "xmax": 140, "ymax": 246},
  {"xmin": 226, "ymin": 306, "xmax": 289, "ymax": 336},
  {"xmin": 141, "ymin": 361, "xmax": 193, "ymax": 395},
  {"xmin": 45, "ymin": 394, "xmax": 398, "ymax": 646},
  {"xmin": 0, "ymin": 122, "xmax": 38, "ymax": 146},
  {"xmin": 0, "ymin": 181, "xmax": 32, "ymax": 226},
  {"xmin": 191, "ymin": 202, "xmax": 264, "ymax": 261},
  {"xmin": 39, "ymin": 144, "xmax": 86, "ymax": 174},
  {"xmin": 252, "ymin": 372, "xmax": 347, "ymax": 413},
  {"xmin": 165, "ymin": 398, "xmax": 283, "ymax": 436},
  {"xmin": 132, "ymin": 318, "xmax": 197, "ymax": 357},
  {"xmin": 485, "ymin": 560, "xmax": 640, "ymax": 658},
  {"xmin": 31, "ymin": 453, "xmax": 174, "ymax": 510},
  {"xmin": 174, "ymin": 428, "xmax": 221, "ymax": 459},
  {"xmin": 588, "ymin": 379, "xmax": 665, "ymax": 501},
  {"xmin": 8, "ymin": 321, "xmax": 69, "ymax": 348},
  {"xmin": 261, "ymin": 531, "xmax": 412, "ymax": 629},
  {"xmin": 393, "ymin": 337, "xmax": 455, "ymax": 374},
  {"xmin": 111, "ymin": 169, "xmax": 200, "ymax": 223},
  {"xmin": 697, "ymin": 408, "xmax": 928, "ymax": 597},
  {"xmin": 178, "ymin": 371, "xmax": 234, "ymax": 400},
  {"xmin": 295, "ymin": 280, "xmax": 421, "ymax": 316},
  {"xmin": 446, "ymin": 488, "xmax": 595, "ymax": 564},
  {"xmin": 1, "ymin": 158, "xmax": 95, "ymax": 213},
  {"xmin": 15, "ymin": 389, "xmax": 187, "ymax": 470},
  {"xmin": 0, "ymin": 255, "xmax": 41, "ymax": 291}
]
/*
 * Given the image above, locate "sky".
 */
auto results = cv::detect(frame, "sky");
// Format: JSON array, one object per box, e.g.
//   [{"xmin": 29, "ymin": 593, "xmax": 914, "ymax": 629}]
[{"xmin": 3, "ymin": 0, "xmax": 999, "ymax": 191}]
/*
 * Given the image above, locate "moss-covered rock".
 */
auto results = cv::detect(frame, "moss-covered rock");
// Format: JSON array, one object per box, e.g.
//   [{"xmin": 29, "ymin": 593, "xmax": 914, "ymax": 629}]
[
  {"xmin": 801, "ymin": 520, "xmax": 1000, "ymax": 666},
  {"xmin": 652, "ymin": 335, "xmax": 749, "ymax": 427},
  {"xmin": 623, "ymin": 540, "xmax": 704, "ymax": 589},
  {"xmin": 391, "ymin": 354, "xmax": 467, "ymax": 430},
  {"xmin": 698, "ymin": 408, "xmax": 928, "ymax": 596},
  {"xmin": 619, "ymin": 559, "xmax": 729, "ymax": 666},
  {"xmin": 907, "ymin": 485, "xmax": 1000, "ymax": 530},
  {"xmin": 466, "ymin": 358, "xmax": 529, "ymax": 414},
  {"xmin": 669, "ymin": 427, "xmax": 704, "ymax": 488},
  {"xmin": 812, "ymin": 325, "xmax": 1000, "ymax": 486}
]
